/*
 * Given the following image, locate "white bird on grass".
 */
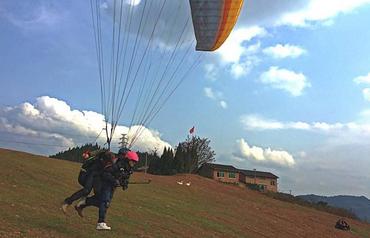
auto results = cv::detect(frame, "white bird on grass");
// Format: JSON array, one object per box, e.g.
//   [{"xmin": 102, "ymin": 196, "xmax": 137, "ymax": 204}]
[{"xmin": 177, "ymin": 181, "xmax": 183, "ymax": 185}]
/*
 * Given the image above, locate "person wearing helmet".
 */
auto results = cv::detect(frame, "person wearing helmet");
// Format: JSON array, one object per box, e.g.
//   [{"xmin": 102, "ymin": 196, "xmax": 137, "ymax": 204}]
[
  {"xmin": 61, "ymin": 149, "xmax": 110, "ymax": 214},
  {"xmin": 75, "ymin": 150, "xmax": 139, "ymax": 231}
]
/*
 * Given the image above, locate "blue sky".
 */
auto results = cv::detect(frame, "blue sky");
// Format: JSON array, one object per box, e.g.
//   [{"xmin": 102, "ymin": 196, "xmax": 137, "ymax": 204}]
[{"xmin": 2, "ymin": 0, "xmax": 370, "ymax": 197}]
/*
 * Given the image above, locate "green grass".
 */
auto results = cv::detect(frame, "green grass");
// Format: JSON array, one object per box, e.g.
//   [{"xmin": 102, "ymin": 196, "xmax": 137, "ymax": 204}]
[{"xmin": 1, "ymin": 148, "xmax": 370, "ymax": 238}]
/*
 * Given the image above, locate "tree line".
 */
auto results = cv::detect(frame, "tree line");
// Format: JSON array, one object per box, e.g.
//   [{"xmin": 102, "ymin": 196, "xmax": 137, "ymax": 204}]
[
  {"xmin": 49, "ymin": 143, "xmax": 101, "ymax": 163},
  {"xmin": 49, "ymin": 136, "xmax": 215, "ymax": 175}
]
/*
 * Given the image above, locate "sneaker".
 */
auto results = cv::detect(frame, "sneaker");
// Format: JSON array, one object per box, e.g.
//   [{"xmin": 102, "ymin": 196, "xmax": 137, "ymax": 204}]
[
  {"xmin": 96, "ymin": 222, "xmax": 111, "ymax": 230},
  {"xmin": 74, "ymin": 205, "xmax": 84, "ymax": 218},
  {"xmin": 61, "ymin": 203, "xmax": 69, "ymax": 214}
]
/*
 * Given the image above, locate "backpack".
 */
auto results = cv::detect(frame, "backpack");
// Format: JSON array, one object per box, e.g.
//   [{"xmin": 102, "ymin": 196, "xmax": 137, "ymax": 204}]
[{"xmin": 335, "ymin": 219, "xmax": 350, "ymax": 231}]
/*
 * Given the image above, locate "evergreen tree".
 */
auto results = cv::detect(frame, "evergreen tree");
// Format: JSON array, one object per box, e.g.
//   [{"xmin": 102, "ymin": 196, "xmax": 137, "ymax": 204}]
[
  {"xmin": 159, "ymin": 147, "xmax": 174, "ymax": 175},
  {"xmin": 147, "ymin": 149, "xmax": 161, "ymax": 175},
  {"xmin": 174, "ymin": 143, "xmax": 186, "ymax": 173},
  {"xmin": 49, "ymin": 143, "xmax": 101, "ymax": 163}
]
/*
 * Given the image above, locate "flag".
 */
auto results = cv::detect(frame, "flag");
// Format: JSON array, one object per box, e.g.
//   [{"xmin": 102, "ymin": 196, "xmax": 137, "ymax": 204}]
[{"xmin": 189, "ymin": 126, "xmax": 195, "ymax": 134}]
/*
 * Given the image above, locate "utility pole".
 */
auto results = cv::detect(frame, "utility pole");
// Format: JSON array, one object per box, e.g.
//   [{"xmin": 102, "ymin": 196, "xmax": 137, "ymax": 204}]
[
  {"xmin": 145, "ymin": 153, "xmax": 148, "ymax": 174},
  {"xmin": 119, "ymin": 134, "xmax": 128, "ymax": 151},
  {"xmin": 254, "ymin": 168, "xmax": 257, "ymax": 184},
  {"xmin": 105, "ymin": 124, "xmax": 111, "ymax": 151}
]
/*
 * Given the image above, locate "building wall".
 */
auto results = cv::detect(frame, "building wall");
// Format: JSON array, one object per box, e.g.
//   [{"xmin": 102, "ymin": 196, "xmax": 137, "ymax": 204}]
[
  {"xmin": 213, "ymin": 170, "xmax": 240, "ymax": 184},
  {"xmin": 245, "ymin": 176, "xmax": 277, "ymax": 192},
  {"xmin": 198, "ymin": 165, "xmax": 214, "ymax": 179},
  {"xmin": 239, "ymin": 173, "xmax": 246, "ymax": 183},
  {"xmin": 198, "ymin": 166, "xmax": 278, "ymax": 192}
]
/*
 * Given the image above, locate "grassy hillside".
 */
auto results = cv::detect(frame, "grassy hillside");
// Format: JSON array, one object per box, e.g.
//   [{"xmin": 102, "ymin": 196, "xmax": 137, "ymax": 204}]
[{"xmin": 1, "ymin": 148, "xmax": 370, "ymax": 238}]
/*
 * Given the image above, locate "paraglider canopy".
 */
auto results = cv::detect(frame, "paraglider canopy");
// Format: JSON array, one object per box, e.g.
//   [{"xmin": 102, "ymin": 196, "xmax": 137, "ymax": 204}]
[
  {"xmin": 88, "ymin": 0, "xmax": 244, "ymax": 150},
  {"xmin": 189, "ymin": 0, "xmax": 244, "ymax": 51}
]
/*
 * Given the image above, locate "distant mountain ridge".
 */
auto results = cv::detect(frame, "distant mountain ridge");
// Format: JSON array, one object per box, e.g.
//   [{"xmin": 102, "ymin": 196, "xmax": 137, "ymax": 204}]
[{"xmin": 298, "ymin": 194, "xmax": 370, "ymax": 222}]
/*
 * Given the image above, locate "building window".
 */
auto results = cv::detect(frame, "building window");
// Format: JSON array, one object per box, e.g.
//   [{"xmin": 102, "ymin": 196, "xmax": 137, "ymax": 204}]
[
  {"xmin": 217, "ymin": 171, "xmax": 224, "ymax": 177},
  {"xmin": 271, "ymin": 180, "xmax": 275, "ymax": 186},
  {"xmin": 228, "ymin": 172, "xmax": 236, "ymax": 178}
]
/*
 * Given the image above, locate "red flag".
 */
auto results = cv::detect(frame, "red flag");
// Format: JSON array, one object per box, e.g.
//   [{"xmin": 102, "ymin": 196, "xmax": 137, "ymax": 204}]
[{"xmin": 189, "ymin": 126, "xmax": 195, "ymax": 134}]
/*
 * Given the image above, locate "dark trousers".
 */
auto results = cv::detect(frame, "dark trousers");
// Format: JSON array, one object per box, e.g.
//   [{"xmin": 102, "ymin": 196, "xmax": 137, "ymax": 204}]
[
  {"xmin": 81, "ymin": 184, "xmax": 115, "ymax": 223},
  {"xmin": 64, "ymin": 171, "xmax": 96, "ymax": 205}
]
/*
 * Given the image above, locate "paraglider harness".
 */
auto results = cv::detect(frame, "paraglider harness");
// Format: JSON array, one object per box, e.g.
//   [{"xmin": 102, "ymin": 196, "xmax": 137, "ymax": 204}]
[
  {"xmin": 104, "ymin": 155, "xmax": 133, "ymax": 191},
  {"xmin": 79, "ymin": 149, "xmax": 149, "ymax": 190},
  {"xmin": 118, "ymin": 165, "xmax": 133, "ymax": 190},
  {"xmin": 101, "ymin": 150, "xmax": 152, "ymax": 188}
]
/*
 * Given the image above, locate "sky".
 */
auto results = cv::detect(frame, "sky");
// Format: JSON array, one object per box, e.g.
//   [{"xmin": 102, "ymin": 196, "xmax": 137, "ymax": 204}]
[{"xmin": 1, "ymin": 0, "xmax": 370, "ymax": 197}]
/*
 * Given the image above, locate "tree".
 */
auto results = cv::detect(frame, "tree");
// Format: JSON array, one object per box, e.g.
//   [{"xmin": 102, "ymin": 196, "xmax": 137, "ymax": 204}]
[
  {"xmin": 173, "ymin": 143, "xmax": 186, "ymax": 173},
  {"xmin": 146, "ymin": 148, "xmax": 161, "ymax": 175},
  {"xmin": 140, "ymin": 136, "xmax": 215, "ymax": 175},
  {"xmin": 160, "ymin": 147, "xmax": 175, "ymax": 175},
  {"xmin": 179, "ymin": 136, "xmax": 215, "ymax": 173}
]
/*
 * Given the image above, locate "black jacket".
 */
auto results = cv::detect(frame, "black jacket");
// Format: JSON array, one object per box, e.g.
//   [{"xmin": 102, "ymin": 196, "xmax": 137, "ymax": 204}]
[
  {"xmin": 81, "ymin": 150, "xmax": 109, "ymax": 172},
  {"xmin": 101, "ymin": 158, "xmax": 133, "ymax": 189}
]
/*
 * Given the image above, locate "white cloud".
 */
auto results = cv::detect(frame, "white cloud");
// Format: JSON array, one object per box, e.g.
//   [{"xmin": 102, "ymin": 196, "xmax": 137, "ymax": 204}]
[
  {"xmin": 1, "ymin": 3, "xmax": 61, "ymax": 29},
  {"xmin": 240, "ymin": 114, "xmax": 350, "ymax": 132},
  {"xmin": 236, "ymin": 0, "xmax": 370, "ymax": 29},
  {"xmin": 96, "ymin": 0, "xmax": 370, "ymax": 82},
  {"xmin": 0, "ymin": 96, "xmax": 171, "ymax": 155},
  {"xmin": 204, "ymin": 64, "xmax": 218, "ymax": 81},
  {"xmin": 354, "ymin": 72, "xmax": 370, "ymax": 84},
  {"xmin": 231, "ymin": 64, "xmax": 246, "ymax": 79},
  {"xmin": 241, "ymin": 115, "xmax": 285, "ymax": 130},
  {"xmin": 202, "ymin": 0, "xmax": 370, "ymax": 80},
  {"xmin": 204, "ymin": 87, "xmax": 217, "ymax": 100},
  {"xmin": 277, "ymin": 0, "xmax": 370, "ymax": 27},
  {"xmin": 259, "ymin": 66, "xmax": 311, "ymax": 96},
  {"xmin": 217, "ymin": 27, "xmax": 266, "ymax": 63},
  {"xmin": 359, "ymin": 109, "xmax": 370, "ymax": 119},
  {"xmin": 312, "ymin": 122, "xmax": 344, "ymax": 131},
  {"xmin": 353, "ymin": 73, "xmax": 370, "ymax": 102},
  {"xmin": 288, "ymin": 121, "xmax": 312, "ymax": 130},
  {"xmin": 207, "ymin": 27, "xmax": 266, "ymax": 80},
  {"xmin": 298, "ymin": 151, "xmax": 307, "ymax": 158},
  {"xmin": 245, "ymin": 41, "xmax": 262, "ymax": 55},
  {"xmin": 204, "ymin": 88, "xmax": 227, "ymax": 110},
  {"xmin": 220, "ymin": 101, "xmax": 228, "ymax": 109},
  {"xmin": 103, "ymin": 0, "xmax": 195, "ymax": 51},
  {"xmin": 240, "ymin": 114, "xmax": 370, "ymax": 146},
  {"xmin": 230, "ymin": 59, "xmax": 258, "ymax": 79},
  {"xmin": 204, "ymin": 87, "xmax": 221, "ymax": 100},
  {"xmin": 125, "ymin": 0, "xmax": 141, "ymax": 6},
  {"xmin": 240, "ymin": 115, "xmax": 311, "ymax": 131},
  {"xmin": 263, "ymin": 44, "xmax": 307, "ymax": 59},
  {"xmin": 234, "ymin": 138, "xmax": 295, "ymax": 168},
  {"xmin": 362, "ymin": 88, "xmax": 370, "ymax": 101}
]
